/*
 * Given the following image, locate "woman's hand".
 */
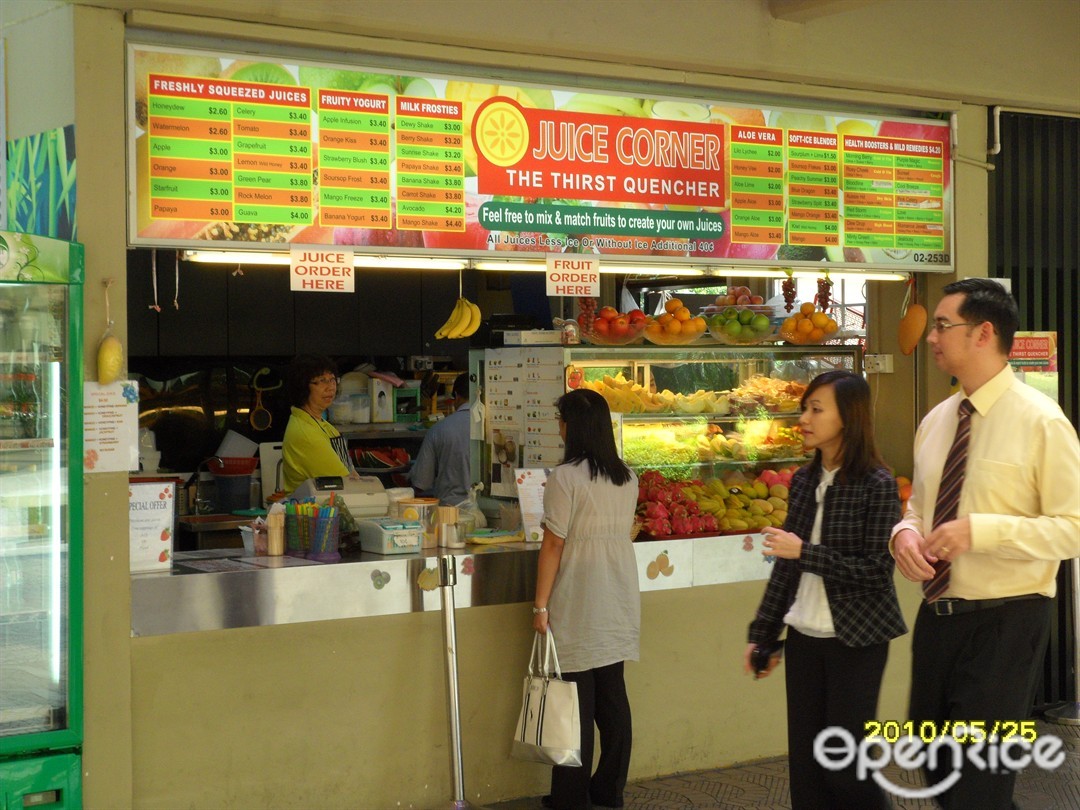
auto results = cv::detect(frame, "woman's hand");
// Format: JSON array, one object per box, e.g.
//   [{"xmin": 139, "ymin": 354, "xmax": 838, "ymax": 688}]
[
  {"xmin": 762, "ymin": 526, "xmax": 804, "ymax": 559},
  {"xmin": 533, "ymin": 610, "xmax": 549, "ymax": 634},
  {"xmin": 743, "ymin": 642, "xmax": 782, "ymax": 679}
]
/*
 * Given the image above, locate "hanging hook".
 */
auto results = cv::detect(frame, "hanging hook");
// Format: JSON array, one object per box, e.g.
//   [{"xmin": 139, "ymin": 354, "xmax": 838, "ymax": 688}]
[
  {"xmin": 173, "ymin": 250, "xmax": 181, "ymax": 310},
  {"xmin": 149, "ymin": 249, "xmax": 162, "ymax": 312}
]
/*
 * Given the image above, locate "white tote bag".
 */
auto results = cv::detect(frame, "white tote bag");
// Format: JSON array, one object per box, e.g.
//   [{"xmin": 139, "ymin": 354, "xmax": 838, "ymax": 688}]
[{"xmin": 511, "ymin": 630, "xmax": 582, "ymax": 767}]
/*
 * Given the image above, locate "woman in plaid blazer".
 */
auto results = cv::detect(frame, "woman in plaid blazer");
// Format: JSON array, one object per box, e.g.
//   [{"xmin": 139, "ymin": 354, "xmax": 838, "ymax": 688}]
[{"xmin": 745, "ymin": 370, "xmax": 907, "ymax": 810}]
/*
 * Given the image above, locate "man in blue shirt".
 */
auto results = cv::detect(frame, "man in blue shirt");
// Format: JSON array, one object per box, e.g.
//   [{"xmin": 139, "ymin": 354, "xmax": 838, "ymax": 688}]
[{"xmin": 410, "ymin": 373, "xmax": 472, "ymax": 506}]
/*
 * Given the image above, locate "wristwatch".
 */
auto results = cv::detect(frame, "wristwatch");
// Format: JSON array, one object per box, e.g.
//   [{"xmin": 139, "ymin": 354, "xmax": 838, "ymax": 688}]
[{"xmin": 532, "ymin": 606, "xmax": 548, "ymax": 614}]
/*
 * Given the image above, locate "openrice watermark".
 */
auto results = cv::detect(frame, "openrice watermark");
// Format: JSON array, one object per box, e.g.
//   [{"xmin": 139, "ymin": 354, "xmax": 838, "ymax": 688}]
[{"xmin": 813, "ymin": 725, "xmax": 1066, "ymax": 799}]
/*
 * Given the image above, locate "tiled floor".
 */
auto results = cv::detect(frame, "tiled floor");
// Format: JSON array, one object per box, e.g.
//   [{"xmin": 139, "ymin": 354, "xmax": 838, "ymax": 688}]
[{"xmin": 491, "ymin": 715, "xmax": 1080, "ymax": 809}]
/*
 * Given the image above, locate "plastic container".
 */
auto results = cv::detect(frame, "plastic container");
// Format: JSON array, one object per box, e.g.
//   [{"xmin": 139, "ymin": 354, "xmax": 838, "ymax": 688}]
[
  {"xmin": 397, "ymin": 497, "xmax": 439, "ymax": 548},
  {"xmin": 350, "ymin": 392, "xmax": 371, "ymax": 423}
]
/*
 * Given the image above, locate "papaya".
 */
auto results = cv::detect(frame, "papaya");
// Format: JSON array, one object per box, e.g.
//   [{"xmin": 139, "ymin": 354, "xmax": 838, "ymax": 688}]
[
  {"xmin": 899, "ymin": 303, "xmax": 928, "ymax": 356},
  {"xmin": 97, "ymin": 334, "xmax": 124, "ymax": 385}
]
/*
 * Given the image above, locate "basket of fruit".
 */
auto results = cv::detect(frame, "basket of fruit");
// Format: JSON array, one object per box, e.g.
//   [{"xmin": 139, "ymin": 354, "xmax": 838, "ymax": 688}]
[
  {"xmin": 578, "ymin": 301, "xmax": 648, "ymax": 346},
  {"xmin": 779, "ymin": 303, "xmax": 840, "ymax": 345},
  {"xmin": 642, "ymin": 297, "xmax": 711, "ymax": 345},
  {"xmin": 706, "ymin": 305, "xmax": 777, "ymax": 345}
]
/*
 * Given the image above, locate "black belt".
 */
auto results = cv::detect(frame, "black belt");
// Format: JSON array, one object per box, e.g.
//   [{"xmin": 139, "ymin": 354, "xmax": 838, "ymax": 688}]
[{"xmin": 928, "ymin": 594, "xmax": 1047, "ymax": 616}]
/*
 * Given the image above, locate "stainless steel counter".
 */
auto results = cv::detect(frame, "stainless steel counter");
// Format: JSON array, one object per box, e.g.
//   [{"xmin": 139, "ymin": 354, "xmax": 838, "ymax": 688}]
[{"xmin": 130, "ymin": 533, "xmax": 773, "ymax": 637}]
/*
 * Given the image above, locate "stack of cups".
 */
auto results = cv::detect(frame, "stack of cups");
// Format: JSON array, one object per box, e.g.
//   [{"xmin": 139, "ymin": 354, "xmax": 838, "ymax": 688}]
[{"xmin": 436, "ymin": 505, "xmax": 463, "ymax": 548}]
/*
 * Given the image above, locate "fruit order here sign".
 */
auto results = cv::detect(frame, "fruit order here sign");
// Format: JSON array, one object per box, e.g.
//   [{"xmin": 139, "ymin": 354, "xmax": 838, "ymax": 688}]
[
  {"xmin": 546, "ymin": 256, "xmax": 599, "ymax": 297},
  {"xmin": 128, "ymin": 43, "xmax": 953, "ymax": 271}
]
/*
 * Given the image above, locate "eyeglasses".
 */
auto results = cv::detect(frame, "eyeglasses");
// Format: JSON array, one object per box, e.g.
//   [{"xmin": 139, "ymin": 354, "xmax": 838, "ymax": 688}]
[
  {"xmin": 309, "ymin": 375, "xmax": 340, "ymax": 387},
  {"xmin": 932, "ymin": 319, "xmax": 983, "ymax": 333}
]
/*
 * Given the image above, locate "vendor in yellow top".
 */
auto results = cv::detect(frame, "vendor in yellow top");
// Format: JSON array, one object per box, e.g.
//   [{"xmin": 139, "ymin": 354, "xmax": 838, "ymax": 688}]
[{"xmin": 281, "ymin": 355, "xmax": 358, "ymax": 494}]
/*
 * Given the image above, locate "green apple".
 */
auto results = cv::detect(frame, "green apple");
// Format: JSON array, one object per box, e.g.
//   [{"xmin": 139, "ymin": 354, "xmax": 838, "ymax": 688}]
[
  {"xmin": 751, "ymin": 314, "xmax": 772, "ymax": 333},
  {"xmin": 738, "ymin": 309, "xmax": 755, "ymax": 326}
]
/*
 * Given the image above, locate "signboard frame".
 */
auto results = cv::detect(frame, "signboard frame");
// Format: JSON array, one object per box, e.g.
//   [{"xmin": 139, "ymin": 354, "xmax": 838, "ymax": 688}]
[{"xmin": 127, "ymin": 42, "xmax": 954, "ymax": 273}]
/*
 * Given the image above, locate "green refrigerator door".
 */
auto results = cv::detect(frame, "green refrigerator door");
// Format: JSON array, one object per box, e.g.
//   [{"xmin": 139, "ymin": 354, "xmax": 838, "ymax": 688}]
[{"xmin": 0, "ymin": 753, "xmax": 81, "ymax": 810}]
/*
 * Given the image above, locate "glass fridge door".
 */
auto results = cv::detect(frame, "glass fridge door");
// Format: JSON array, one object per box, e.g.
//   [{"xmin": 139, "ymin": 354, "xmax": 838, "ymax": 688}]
[{"xmin": 0, "ymin": 278, "xmax": 82, "ymax": 753}]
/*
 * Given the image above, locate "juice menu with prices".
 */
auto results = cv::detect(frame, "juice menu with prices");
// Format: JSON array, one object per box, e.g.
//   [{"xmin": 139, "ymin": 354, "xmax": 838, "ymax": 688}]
[{"xmin": 130, "ymin": 44, "xmax": 953, "ymax": 271}]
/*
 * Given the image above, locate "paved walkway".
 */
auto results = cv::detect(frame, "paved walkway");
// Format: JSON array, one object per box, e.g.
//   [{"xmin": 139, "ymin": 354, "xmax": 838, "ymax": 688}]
[{"xmin": 491, "ymin": 714, "xmax": 1079, "ymax": 809}]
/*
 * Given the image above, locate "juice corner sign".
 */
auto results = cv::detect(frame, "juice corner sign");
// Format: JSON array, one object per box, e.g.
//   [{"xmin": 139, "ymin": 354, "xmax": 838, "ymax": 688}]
[
  {"xmin": 290, "ymin": 247, "xmax": 354, "ymax": 292},
  {"xmin": 129, "ymin": 44, "xmax": 953, "ymax": 271},
  {"xmin": 546, "ymin": 255, "xmax": 599, "ymax": 297}
]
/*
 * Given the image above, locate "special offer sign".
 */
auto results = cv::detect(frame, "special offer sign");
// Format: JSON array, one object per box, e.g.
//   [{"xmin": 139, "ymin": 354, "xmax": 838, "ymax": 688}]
[{"xmin": 129, "ymin": 43, "xmax": 953, "ymax": 271}]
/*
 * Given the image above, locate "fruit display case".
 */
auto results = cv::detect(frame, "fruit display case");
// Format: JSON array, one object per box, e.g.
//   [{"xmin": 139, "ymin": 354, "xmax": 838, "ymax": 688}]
[{"xmin": 561, "ymin": 343, "xmax": 862, "ymax": 539}]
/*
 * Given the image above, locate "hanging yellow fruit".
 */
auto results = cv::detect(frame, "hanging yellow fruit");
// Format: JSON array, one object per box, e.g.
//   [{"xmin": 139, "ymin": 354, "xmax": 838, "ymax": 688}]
[
  {"xmin": 97, "ymin": 334, "xmax": 124, "ymax": 384},
  {"xmin": 898, "ymin": 303, "xmax": 927, "ymax": 356}
]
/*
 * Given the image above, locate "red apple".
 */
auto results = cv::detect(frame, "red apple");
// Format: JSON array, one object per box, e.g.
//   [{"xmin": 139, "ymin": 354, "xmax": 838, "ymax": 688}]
[
  {"xmin": 592, "ymin": 317, "xmax": 611, "ymax": 336},
  {"xmin": 598, "ymin": 306, "xmax": 619, "ymax": 320},
  {"xmin": 611, "ymin": 316, "xmax": 630, "ymax": 338}
]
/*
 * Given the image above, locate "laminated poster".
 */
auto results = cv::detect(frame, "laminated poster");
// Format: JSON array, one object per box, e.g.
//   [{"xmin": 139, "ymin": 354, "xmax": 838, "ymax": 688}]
[
  {"xmin": 515, "ymin": 468, "xmax": 549, "ymax": 543},
  {"xmin": 128, "ymin": 44, "xmax": 952, "ymax": 271},
  {"xmin": 129, "ymin": 480, "xmax": 175, "ymax": 573},
  {"xmin": 84, "ymin": 380, "xmax": 139, "ymax": 473}
]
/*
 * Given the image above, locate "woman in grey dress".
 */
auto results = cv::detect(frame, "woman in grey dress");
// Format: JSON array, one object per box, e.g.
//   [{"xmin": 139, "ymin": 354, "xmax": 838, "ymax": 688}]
[{"xmin": 533, "ymin": 388, "xmax": 640, "ymax": 810}]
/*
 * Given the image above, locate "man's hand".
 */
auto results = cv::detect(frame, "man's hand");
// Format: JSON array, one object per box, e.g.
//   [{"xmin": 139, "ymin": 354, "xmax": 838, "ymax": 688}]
[
  {"xmin": 923, "ymin": 516, "xmax": 972, "ymax": 563},
  {"xmin": 893, "ymin": 528, "xmax": 936, "ymax": 582}
]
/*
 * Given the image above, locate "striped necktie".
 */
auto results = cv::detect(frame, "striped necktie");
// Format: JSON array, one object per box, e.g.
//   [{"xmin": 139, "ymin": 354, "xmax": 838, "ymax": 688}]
[{"xmin": 923, "ymin": 398, "xmax": 974, "ymax": 603}]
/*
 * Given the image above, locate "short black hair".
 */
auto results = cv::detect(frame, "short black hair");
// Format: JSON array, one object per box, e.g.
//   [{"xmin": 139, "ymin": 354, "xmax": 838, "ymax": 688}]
[
  {"xmin": 942, "ymin": 278, "xmax": 1018, "ymax": 354},
  {"xmin": 453, "ymin": 372, "xmax": 470, "ymax": 401},
  {"xmin": 286, "ymin": 355, "xmax": 337, "ymax": 407}
]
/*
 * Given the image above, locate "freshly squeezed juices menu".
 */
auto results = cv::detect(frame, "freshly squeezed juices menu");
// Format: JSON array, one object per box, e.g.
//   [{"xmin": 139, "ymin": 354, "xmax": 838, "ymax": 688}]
[{"xmin": 129, "ymin": 44, "xmax": 952, "ymax": 271}]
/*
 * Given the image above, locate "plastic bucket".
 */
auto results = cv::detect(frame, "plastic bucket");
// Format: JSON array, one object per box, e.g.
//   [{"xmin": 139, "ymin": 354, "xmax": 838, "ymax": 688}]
[
  {"xmin": 397, "ymin": 497, "xmax": 438, "ymax": 548},
  {"xmin": 212, "ymin": 473, "xmax": 251, "ymax": 513}
]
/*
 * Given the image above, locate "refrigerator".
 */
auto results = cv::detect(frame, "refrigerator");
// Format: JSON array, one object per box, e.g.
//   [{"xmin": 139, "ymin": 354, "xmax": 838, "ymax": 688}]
[{"xmin": 0, "ymin": 231, "xmax": 84, "ymax": 809}]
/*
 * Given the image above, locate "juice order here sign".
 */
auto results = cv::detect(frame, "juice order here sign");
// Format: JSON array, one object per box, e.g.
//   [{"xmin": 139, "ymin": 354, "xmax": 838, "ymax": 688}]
[{"xmin": 129, "ymin": 43, "xmax": 953, "ymax": 272}]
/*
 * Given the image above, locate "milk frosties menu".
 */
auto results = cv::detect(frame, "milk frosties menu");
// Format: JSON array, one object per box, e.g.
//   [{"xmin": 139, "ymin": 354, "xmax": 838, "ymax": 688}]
[{"xmin": 129, "ymin": 44, "xmax": 952, "ymax": 271}]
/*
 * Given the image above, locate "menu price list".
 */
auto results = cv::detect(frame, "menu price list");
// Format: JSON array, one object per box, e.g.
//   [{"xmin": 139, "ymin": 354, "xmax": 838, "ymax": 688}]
[
  {"xmin": 786, "ymin": 130, "xmax": 839, "ymax": 247},
  {"xmin": 841, "ymin": 134, "xmax": 945, "ymax": 250},
  {"xmin": 146, "ymin": 75, "xmax": 313, "ymax": 225},
  {"xmin": 317, "ymin": 90, "xmax": 392, "ymax": 228},
  {"xmin": 394, "ymin": 97, "xmax": 465, "ymax": 232},
  {"xmin": 729, "ymin": 126, "xmax": 785, "ymax": 245}
]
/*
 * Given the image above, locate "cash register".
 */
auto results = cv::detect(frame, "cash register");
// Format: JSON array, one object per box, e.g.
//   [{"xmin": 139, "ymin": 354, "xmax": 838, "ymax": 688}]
[{"xmin": 291, "ymin": 475, "xmax": 390, "ymax": 517}]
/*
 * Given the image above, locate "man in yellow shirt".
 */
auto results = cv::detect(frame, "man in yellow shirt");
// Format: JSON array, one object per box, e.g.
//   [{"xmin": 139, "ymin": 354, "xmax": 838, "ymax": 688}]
[{"xmin": 892, "ymin": 278, "xmax": 1080, "ymax": 809}]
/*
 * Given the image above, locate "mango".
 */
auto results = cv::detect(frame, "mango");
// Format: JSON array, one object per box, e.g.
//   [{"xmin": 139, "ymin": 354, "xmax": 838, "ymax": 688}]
[
  {"xmin": 768, "ymin": 496, "xmax": 788, "ymax": 512},
  {"xmin": 769, "ymin": 484, "xmax": 789, "ymax": 499}
]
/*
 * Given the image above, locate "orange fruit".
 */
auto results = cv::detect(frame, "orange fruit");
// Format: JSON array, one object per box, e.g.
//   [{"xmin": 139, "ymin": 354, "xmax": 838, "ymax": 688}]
[
  {"xmin": 690, "ymin": 316, "xmax": 707, "ymax": 333},
  {"xmin": 645, "ymin": 321, "xmax": 663, "ymax": 337},
  {"xmin": 664, "ymin": 298, "xmax": 683, "ymax": 314},
  {"xmin": 657, "ymin": 312, "xmax": 674, "ymax": 326},
  {"xmin": 663, "ymin": 318, "xmax": 683, "ymax": 335},
  {"xmin": 782, "ymin": 317, "xmax": 797, "ymax": 333},
  {"xmin": 824, "ymin": 318, "xmax": 839, "ymax": 334},
  {"xmin": 811, "ymin": 312, "xmax": 830, "ymax": 329},
  {"xmin": 809, "ymin": 327, "xmax": 825, "ymax": 341},
  {"xmin": 797, "ymin": 318, "xmax": 814, "ymax": 334},
  {"xmin": 800, "ymin": 302, "xmax": 816, "ymax": 317},
  {"xmin": 674, "ymin": 306, "xmax": 691, "ymax": 321}
]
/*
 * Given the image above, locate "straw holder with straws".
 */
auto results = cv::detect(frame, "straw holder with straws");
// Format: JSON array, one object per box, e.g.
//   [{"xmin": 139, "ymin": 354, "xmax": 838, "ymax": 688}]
[{"xmin": 284, "ymin": 498, "xmax": 341, "ymax": 562}]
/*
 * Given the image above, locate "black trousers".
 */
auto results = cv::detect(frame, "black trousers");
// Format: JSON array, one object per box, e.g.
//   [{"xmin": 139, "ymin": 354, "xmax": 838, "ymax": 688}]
[
  {"xmin": 784, "ymin": 628, "xmax": 892, "ymax": 810},
  {"xmin": 909, "ymin": 597, "xmax": 1051, "ymax": 810},
  {"xmin": 550, "ymin": 661, "xmax": 632, "ymax": 810}
]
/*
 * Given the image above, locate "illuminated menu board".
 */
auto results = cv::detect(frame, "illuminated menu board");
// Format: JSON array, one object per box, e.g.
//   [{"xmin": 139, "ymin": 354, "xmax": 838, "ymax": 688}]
[{"xmin": 129, "ymin": 44, "xmax": 953, "ymax": 271}]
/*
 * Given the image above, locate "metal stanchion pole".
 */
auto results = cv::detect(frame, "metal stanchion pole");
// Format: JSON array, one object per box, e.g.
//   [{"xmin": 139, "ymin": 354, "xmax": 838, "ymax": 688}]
[
  {"xmin": 1047, "ymin": 557, "xmax": 1080, "ymax": 725},
  {"xmin": 438, "ymin": 554, "xmax": 489, "ymax": 809}
]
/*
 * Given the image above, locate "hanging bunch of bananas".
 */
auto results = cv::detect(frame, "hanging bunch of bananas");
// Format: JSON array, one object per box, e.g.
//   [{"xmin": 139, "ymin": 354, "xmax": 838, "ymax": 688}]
[{"xmin": 435, "ymin": 297, "xmax": 482, "ymax": 339}]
